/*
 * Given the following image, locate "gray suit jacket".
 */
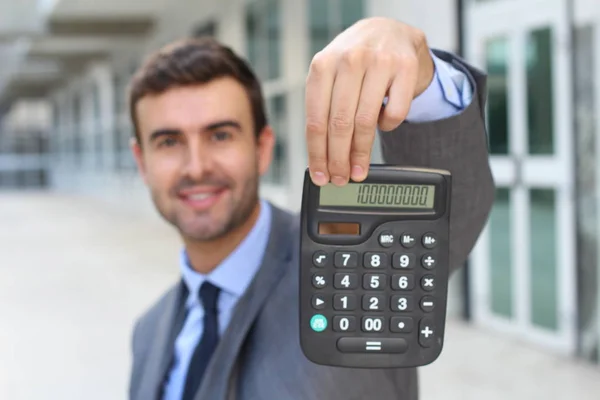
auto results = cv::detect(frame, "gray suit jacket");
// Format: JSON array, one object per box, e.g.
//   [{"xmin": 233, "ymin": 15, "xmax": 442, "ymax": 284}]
[{"xmin": 128, "ymin": 50, "xmax": 495, "ymax": 400}]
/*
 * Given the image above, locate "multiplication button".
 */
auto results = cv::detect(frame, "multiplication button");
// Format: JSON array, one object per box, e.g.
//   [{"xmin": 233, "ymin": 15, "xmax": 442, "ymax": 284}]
[{"xmin": 421, "ymin": 275, "xmax": 436, "ymax": 291}]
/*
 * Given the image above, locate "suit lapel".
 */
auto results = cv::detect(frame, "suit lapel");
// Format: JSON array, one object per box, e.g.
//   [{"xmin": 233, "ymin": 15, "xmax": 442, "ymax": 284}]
[
  {"xmin": 194, "ymin": 204, "xmax": 297, "ymax": 400},
  {"xmin": 136, "ymin": 281, "xmax": 188, "ymax": 400}
]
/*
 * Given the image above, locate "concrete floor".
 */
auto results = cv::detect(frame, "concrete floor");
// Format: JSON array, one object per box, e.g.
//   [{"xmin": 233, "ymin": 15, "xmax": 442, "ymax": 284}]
[{"xmin": 1, "ymin": 191, "xmax": 600, "ymax": 400}]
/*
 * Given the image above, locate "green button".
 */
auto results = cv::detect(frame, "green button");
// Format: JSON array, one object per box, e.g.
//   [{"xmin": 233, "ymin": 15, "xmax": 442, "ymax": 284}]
[{"xmin": 310, "ymin": 314, "xmax": 327, "ymax": 332}]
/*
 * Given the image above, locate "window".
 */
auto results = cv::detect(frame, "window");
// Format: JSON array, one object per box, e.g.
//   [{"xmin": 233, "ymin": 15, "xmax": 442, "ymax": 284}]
[
  {"xmin": 192, "ymin": 21, "xmax": 217, "ymax": 38},
  {"xmin": 308, "ymin": 0, "xmax": 364, "ymax": 58},
  {"xmin": 245, "ymin": 0, "xmax": 281, "ymax": 81},
  {"xmin": 262, "ymin": 94, "xmax": 287, "ymax": 184}
]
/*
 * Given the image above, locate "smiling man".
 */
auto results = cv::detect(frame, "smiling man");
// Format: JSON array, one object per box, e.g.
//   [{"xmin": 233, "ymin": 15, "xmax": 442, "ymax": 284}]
[{"xmin": 127, "ymin": 17, "xmax": 494, "ymax": 400}]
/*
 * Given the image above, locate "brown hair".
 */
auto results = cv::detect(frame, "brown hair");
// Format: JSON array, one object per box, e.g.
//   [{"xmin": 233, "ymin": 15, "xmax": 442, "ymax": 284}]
[{"xmin": 128, "ymin": 37, "xmax": 267, "ymax": 144}]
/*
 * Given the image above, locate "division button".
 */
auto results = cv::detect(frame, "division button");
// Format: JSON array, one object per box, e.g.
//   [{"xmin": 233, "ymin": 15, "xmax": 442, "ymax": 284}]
[
  {"xmin": 421, "ymin": 254, "xmax": 437, "ymax": 269},
  {"xmin": 311, "ymin": 294, "xmax": 326, "ymax": 310},
  {"xmin": 422, "ymin": 233, "xmax": 438, "ymax": 249},
  {"xmin": 310, "ymin": 314, "xmax": 328, "ymax": 332},
  {"xmin": 400, "ymin": 233, "xmax": 416, "ymax": 248},
  {"xmin": 378, "ymin": 231, "xmax": 395, "ymax": 247},
  {"xmin": 337, "ymin": 337, "xmax": 408, "ymax": 353},
  {"xmin": 312, "ymin": 250, "xmax": 328, "ymax": 267},
  {"xmin": 419, "ymin": 318, "xmax": 435, "ymax": 347}
]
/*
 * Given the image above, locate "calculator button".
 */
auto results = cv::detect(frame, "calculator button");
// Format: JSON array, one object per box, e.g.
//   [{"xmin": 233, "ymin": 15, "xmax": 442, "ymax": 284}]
[
  {"xmin": 422, "ymin": 233, "xmax": 438, "ymax": 249},
  {"xmin": 392, "ymin": 253, "xmax": 415, "ymax": 269},
  {"xmin": 312, "ymin": 251, "xmax": 328, "ymax": 267},
  {"xmin": 362, "ymin": 295, "xmax": 385, "ymax": 311},
  {"xmin": 421, "ymin": 275, "xmax": 436, "ymax": 291},
  {"xmin": 312, "ymin": 274, "xmax": 327, "ymax": 289},
  {"xmin": 419, "ymin": 318, "xmax": 435, "ymax": 347},
  {"xmin": 421, "ymin": 254, "xmax": 437, "ymax": 269},
  {"xmin": 334, "ymin": 273, "xmax": 358, "ymax": 289},
  {"xmin": 420, "ymin": 296, "xmax": 435, "ymax": 312},
  {"xmin": 363, "ymin": 273, "xmax": 386, "ymax": 290},
  {"xmin": 334, "ymin": 251, "xmax": 358, "ymax": 268},
  {"xmin": 390, "ymin": 317, "xmax": 414, "ymax": 333},
  {"xmin": 391, "ymin": 274, "xmax": 415, "ymax": 291},
  {"xmin": 337, "ymin": 337, "xmax": 408, "ymax": 353},
  {"xmin": 363, "ymin": 252, "xmax": 387, "ymax": 268},
  {"xmin": 333, "ymin": 316, "xmax": 357, "ymax": 332},
  {"xmin": 391, "ymin": 295, "xmax": 414, "ymax": 312},
  {"xmin": 310, "ymin": 314, "xmax": 328, "ymax": 332},
  {"xmin": 378, "ymin": 231, "xmax": 395, "ymax": 247},
  {"xmin": 333, "ymin": 294, "xmax": 357, "ymax": 310},
  {"xmin": 361, "ymin": 316, "xmax": 385, "ymax": 332},
  {"xmin": 311, "ymin": 294, "xmax": 327, "ymax": 310},
  {"xmin": 400, "ymin": 233, "xmax": 416, "ymax": 248}
]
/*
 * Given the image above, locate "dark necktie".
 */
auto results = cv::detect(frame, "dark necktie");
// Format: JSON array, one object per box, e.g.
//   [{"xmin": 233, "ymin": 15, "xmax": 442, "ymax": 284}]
[{"xmin": 181, "ymin": 281, "xmax": 221, "ymax": 400}]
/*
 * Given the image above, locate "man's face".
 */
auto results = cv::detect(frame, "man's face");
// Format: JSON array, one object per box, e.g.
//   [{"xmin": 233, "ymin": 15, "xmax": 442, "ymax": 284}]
[{"xmin": 131, "ymin": 77, "xmax": 274, "ymax": 242}]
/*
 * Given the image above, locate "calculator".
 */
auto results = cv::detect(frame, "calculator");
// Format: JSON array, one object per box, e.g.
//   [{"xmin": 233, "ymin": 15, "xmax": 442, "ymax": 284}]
[{"xmin": 299, "ymin": 165, "xmax": 451, "ymax": 368}]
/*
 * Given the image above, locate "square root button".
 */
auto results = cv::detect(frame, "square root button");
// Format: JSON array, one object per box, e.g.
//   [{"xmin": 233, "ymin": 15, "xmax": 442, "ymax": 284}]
[{"xmin": 337, "ymin": 337, "xmax": 408, "ymax": 353}]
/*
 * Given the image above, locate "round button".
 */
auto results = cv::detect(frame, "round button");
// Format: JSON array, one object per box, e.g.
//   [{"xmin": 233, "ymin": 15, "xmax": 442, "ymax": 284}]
[
  {"xmin": 312, "ymin": 273, "xmax": 327, "ymax": 289},
  {"xmin": 400, "ymin": 233, "xmax": 416, "ymax": 248},
  {"xmin": 420, "ymin": 296, "xmax": 435, "ymax": 313},
  {"xmin": 421, "ymin": 275, "xmax": 436, "ymax": 291},
  {"xmin": 421, "ymin": 253, "xmax": 437, "ymax": 269},
  {"xmin": 422, "ymin": 233, "xmax": 438, "ymax": 249},
  {"xmin": 310, "ymin": 314, "xmax": 328, "ymax": 332},
  {"xmin": 312, "ymin": 250, "xmax": 328, "ymax": 267},
  {"xmin": 378, "ymin": 231, "xmax": 395, "ymax": 247},
  {"xmin": 312, "ymin": 294, "xmax": 326, "ymax": 310}
]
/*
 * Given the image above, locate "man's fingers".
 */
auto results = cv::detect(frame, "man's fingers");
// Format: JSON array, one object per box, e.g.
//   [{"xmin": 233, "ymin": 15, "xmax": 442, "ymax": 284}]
[
  {"xmin": 305, "ymin": 52, "xmax": 336, "ymax": 185},
  {"xmin": 379, "ymin": 53, "xmax": 419, "ymax": 132},
  {"xmin": 327, "ymin": 51, "xmax": 366, "ymax": 186},
  {"xmin": 351, "ymin": 54, "xmax": 396, "ymax": 181}
]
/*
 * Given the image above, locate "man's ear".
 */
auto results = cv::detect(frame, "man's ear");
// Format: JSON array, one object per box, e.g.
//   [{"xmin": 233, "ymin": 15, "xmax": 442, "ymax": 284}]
[
  {"xmin": 130, "ymin": 137, "xmax": 148, "ymax": 184},
  {"xmin": 256, "ymin": 125, "xmax": 275, "ymax": 177}
]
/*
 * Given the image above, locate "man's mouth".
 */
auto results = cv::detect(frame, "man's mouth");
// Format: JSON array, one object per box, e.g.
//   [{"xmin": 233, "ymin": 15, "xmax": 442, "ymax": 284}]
[{"xmin": 178, "ymin": 187, "xmax": 227, "ymax": 211}]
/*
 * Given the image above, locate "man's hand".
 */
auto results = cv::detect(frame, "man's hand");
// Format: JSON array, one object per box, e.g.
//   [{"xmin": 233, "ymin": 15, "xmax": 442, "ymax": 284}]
[{"xmin": 305, "ymin": 17, "xmax": 435, "ymax": 186}]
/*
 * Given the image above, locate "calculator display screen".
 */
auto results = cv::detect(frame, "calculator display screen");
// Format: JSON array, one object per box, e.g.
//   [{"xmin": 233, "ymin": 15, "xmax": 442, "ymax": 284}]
[{"xmin": 319, "ymin": 183, "xmax": 435, "ymax": 209}]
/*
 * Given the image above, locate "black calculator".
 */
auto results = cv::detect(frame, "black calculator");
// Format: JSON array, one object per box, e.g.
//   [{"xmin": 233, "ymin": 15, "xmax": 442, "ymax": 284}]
[{"xmin": 299, "ymin": 165, "xmax": 451, "ymax": 368}]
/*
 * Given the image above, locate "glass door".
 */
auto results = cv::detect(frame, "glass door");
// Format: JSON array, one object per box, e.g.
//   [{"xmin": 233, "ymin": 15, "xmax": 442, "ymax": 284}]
[{"xmin": 465, "ymin": 0, "xmax": 577, "ymax": 355}]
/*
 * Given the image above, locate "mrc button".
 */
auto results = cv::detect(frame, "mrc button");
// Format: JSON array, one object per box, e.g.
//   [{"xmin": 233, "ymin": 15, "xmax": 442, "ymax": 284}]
[{"xmin": 378, "ymin": 231, "xmax": 395, "ymax": 247}]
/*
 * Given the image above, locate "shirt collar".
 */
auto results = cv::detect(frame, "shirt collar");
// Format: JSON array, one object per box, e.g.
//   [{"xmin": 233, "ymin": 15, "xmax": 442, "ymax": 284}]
[{"xmin": 179, "ymin": 199, "xmax": 272, "ymax": 309}]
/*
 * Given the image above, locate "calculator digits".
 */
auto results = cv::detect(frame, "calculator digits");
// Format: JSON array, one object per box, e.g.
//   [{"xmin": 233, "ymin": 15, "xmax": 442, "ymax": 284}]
[{"xmin": 299, "ymin": 166, "xmax": 451, "ymax": 368}]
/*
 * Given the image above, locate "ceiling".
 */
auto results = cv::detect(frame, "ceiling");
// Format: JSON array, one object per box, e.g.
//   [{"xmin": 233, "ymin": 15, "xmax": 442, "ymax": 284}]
[{"xmin": 0, "ymin": 0, "xmax": 170, "ymax": 108}]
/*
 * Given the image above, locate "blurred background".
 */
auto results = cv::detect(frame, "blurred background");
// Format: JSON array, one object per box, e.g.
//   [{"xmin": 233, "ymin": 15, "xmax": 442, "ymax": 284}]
[{"xmin": 1, "ymin": 0, "xmax": 600, "ymax": 398}]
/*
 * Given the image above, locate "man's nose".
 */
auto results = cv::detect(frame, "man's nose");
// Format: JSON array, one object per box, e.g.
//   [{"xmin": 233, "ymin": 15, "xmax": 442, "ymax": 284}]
[{"xmin": 183, "ymin": 145, "xmax": 212, "ymax": 180}]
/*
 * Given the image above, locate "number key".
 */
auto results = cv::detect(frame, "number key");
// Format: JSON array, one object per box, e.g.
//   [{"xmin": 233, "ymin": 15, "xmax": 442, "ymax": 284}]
[
  {"xmin": 333, "ymin": 316, "xmax": 356, "ymax": 332},
  {"xmin": 364, "ymin": 252, "xmax": 387, "ymax": 268},
  {"xmin": 392, "ymin": 274, "xmax": 415, "ymax": 291},
  {"xmin": 362, "ymin": 316, "xmax": 385, "ymax": 332},
  {"xmin": 334, "ymin": 294, "xmax": 357, "ymax": 310},
  {"xmin": 392, "ymin": 253, "xmax": 415, "ymax": 269},
  {"xmin": 334, "ymin": 273, "xmax": 358, "ymax": 289},
  {"xmin": 334, "ymin": 251, "xmax": 358, "ymax": 268},
  {"xmin": 363, "ymin": 273, "xmax": 386, "ymax": 290},
  {"xmin": 391, "ymin": 295, "xmax": 414, "ymax": 312},
  {"xmin": 362, "ymin": 295, "xmax": 385, "ymax": 311}
]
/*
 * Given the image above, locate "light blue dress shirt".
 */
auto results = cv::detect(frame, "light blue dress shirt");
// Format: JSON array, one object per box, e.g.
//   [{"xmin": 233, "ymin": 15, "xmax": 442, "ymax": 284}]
[{"xmin": 161, "ymin": 53, "xmax": 473, "ymax": 400}]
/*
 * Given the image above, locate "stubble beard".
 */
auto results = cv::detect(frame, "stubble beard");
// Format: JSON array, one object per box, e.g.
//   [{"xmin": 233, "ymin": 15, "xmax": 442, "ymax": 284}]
[{"xmin": 151, "ymin": 171, "xmax": 260, "ymax": 243}]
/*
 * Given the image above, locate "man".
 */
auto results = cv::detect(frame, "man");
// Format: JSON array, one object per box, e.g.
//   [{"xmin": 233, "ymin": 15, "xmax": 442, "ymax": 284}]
[{"xmin": 128, "ymin": 17, "xmax": 494, "ymax": 400}]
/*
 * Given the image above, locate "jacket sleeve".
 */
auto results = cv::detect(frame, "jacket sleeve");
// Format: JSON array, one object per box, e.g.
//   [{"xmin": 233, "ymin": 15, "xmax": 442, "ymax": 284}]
[{"xmin": 377, "ymin": 49, "xmax": 495, "ymax": 274}]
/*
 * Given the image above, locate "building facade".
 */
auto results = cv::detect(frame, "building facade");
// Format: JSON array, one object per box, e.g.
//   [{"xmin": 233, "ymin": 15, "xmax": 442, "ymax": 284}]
[{"xmin": 1, "ymin": 0, "xmax": 600, "ymax": 364}]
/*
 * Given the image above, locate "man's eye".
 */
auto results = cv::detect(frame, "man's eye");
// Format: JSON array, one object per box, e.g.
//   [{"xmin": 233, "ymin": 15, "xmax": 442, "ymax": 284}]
[
  {"xmin": 159, "ymin": 137, "xmax": 178, "ymax": 147},
  {"xmin": 212, "ymin": 131, "xmax": 231, "ymax": 141}
]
